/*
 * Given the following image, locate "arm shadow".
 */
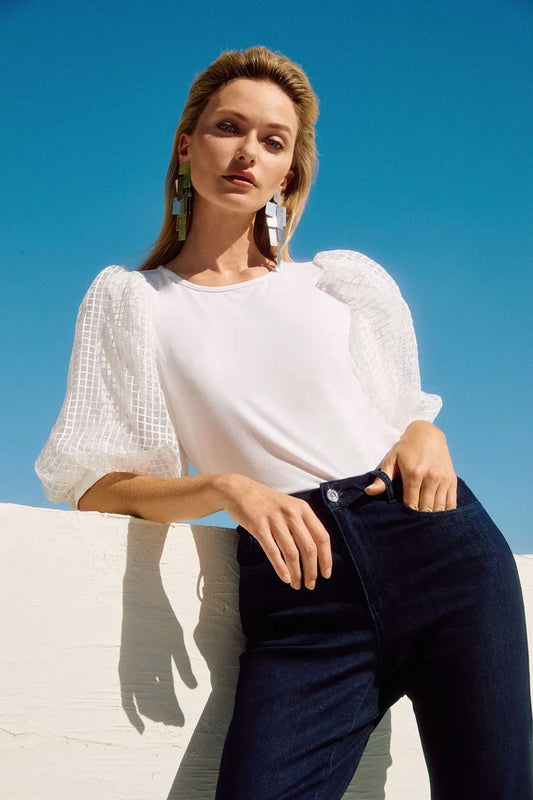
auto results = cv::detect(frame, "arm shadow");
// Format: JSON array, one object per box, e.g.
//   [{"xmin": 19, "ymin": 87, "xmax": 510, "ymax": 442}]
[{"xmin": 119, "ymin": 518, "xmax": 198, "ymax": 734}]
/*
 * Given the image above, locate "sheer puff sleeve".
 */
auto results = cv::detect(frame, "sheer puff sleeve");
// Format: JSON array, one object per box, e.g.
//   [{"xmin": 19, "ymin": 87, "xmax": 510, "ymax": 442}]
[
  {"xmin": 314, "ymin": 250, "xmax": 442, "ymax": 431},
  {"xmin": 35, "ymin": 266, "xmax": 185, "ymax": 509}
]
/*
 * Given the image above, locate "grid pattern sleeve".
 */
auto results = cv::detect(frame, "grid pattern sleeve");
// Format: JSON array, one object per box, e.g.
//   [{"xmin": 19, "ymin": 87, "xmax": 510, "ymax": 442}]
[
  {"xmin": 35, "ymin": 266, "xmax": 184, "ymax": 508},
  {"xmin": 314, "ymin": 250, "xmax": 442, "ymax": 431}
]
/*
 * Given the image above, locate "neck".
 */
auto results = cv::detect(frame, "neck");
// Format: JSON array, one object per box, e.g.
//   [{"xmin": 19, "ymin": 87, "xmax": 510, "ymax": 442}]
[{"xmin": 166, "ymin": 196, "xmax": 272, "ymax": 280}]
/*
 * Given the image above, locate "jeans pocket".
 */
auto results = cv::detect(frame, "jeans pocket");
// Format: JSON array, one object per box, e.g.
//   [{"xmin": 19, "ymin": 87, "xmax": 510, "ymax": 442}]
[{"xmin": 394, "ymin": 476, "xmax": 480, "ymax": 517}]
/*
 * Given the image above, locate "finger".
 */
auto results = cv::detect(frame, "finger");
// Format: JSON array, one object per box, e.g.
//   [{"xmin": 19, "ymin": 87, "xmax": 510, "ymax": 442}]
[
  {"xmin": 402, "ymin": 472, "xmax": 423, "ymax": 510},
  {"xmin": 418, "ymin": 475, "xmax": 440, "ymax": 512},
  {"xmin": 364, "ymin": 477, "xmax": 386, "ymax": 496},
  {"xmin": 379, "ymin": 460, "xmax": 395, "ymax": 481},
  {"xmin": 445, "ymin": 479, "xmax": 457, "ymax": 510},
  {"xmin": 303, "ymin": 508, "xmax": 332, "ymax": 581},
  {"xmin": 430, "ymin": 482, "xmax": 449, "ymax": 512},
  {"xmin": 364, "ymin": 449, "xmax": 396, "ymax": 495},
  {"xmin": 290, "ymin": 521, "xmax": 318, "ymax": 590},
  {"xmin": 258, "ymin": 531, "xmax": 292, "ymax": 585},
  {"xmin": 272, "ymin": 528, "xmax": 302, "ymax": 590}
]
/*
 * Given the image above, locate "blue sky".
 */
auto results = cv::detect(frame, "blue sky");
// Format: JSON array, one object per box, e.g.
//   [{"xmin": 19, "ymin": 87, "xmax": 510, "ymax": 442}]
[{"xmin": 1, "ymin": 0, "xmax": 532, "ymax": 551}]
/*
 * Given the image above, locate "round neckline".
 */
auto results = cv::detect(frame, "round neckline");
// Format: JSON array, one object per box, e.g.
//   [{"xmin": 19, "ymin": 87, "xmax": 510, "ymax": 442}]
[{"xmin": 157, "ymin": 264, "xmax": 284, "ymax": 292}]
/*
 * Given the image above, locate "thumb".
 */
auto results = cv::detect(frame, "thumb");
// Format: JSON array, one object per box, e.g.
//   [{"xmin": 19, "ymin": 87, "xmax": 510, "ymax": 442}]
[
  {"xmin": 365, "ymin": 458, "xmax": 395, "ymax": 496},
  {"xmin": 365, "ymin": 476, "xmax": 386, "ymax": 495}
]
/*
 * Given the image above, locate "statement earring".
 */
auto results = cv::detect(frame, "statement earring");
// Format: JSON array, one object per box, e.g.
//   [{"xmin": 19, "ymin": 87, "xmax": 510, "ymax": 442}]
[
  {"xmin": 265, "ymin": 191, "xmax": 287, "ymax": 267},
  {"xmin": 172, "ymin": 162, "xmax": 192, "ymax": 241}
]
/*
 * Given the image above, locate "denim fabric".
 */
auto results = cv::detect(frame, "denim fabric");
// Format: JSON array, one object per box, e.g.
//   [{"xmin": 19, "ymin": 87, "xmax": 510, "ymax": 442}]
[{"xmin": 215, "ymin": 472, "xmax": 532, "ymax": 800}]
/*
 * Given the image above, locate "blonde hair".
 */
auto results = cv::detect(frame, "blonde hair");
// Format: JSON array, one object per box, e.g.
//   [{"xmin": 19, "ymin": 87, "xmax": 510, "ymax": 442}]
[{"xmin": 140, "ymin": 46, "xmax": 319, "ymax": 270}]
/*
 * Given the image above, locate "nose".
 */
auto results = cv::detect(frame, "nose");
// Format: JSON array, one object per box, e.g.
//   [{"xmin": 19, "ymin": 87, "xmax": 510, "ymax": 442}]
[
  {"xmin": 237, "ymin": 149, "xmax": 256, "ymax": 165},
  {"xmin": 236, "ymin": 136, "xmax": 256, "ymax": 165}
]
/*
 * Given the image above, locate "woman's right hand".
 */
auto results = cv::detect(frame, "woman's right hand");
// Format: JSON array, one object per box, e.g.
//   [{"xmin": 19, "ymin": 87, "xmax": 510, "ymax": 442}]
[{"xmin": 215, "ymin": 474, "xmax": 332, "ymax": 591}]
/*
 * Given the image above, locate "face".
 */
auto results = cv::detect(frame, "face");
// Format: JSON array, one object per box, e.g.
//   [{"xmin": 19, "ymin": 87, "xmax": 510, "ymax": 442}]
[{"xmin": 179, "ymin": 78, "xmax": 298, "ymax": 218}]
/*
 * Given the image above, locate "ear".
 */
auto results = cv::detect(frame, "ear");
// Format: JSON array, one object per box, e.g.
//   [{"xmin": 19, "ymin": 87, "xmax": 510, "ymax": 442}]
[
  {"xmin": 280, "ymin": 169, "xmax": 294, "ymax": 194},
  {"xmin": 178, "ymin": 132, "xmax": 191, "ymax": 162}
]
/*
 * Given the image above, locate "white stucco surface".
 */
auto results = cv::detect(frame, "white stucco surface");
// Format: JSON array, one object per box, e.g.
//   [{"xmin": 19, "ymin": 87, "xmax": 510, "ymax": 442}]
[{"xmin": 0, "ymin": 502, "xmax": 531, "ymax": 799}]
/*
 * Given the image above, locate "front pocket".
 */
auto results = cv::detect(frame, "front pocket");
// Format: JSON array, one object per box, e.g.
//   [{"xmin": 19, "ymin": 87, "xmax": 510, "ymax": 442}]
[
  {"xmin": 397, "ymin": 499, "xmax": 478, "ymax": 518},
  {"xmin": 394, "ymin": 477, "xmax": 480, "ymax": 518}
]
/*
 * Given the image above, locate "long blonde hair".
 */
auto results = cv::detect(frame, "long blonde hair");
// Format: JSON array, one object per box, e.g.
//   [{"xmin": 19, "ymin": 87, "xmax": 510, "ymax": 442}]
[{"xmin": 140, "ymin": 46, "xmax": 319, "ymax": 270}]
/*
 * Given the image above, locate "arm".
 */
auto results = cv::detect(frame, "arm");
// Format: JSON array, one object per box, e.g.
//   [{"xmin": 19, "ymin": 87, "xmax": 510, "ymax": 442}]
[
  {"xmin": 314, "ymin": 250, "xmax": 442, "ymax": 430},
  {"xmin": 78, "ymin": 471, "xmax": 227, "ymax": 521},
  {"xmin": 79, "ymin": 471, "xmax": 333, "ymax": 591},
  {"xmin": 35, "ymin": 267, "xmax": 183, "ymax": 508},
  {"xmin": 314, "ymin": 251, "xmax": 453, "ymax": 510}
]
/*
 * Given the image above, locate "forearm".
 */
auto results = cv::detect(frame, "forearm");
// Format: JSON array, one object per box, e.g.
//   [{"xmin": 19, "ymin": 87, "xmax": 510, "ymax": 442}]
[
  {"xmin": 78, "ymin": 471, "xmax": 238, "ymax": 524},
  {"xmin": 78, "ymin": 470, "xmax": 334, "ymax": 590}
]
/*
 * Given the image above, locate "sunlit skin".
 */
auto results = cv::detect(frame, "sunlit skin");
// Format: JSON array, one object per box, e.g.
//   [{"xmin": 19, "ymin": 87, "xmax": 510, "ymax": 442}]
[{"xmin": 164, "ymin": 79, "xmax": 297, "ymax": 285}]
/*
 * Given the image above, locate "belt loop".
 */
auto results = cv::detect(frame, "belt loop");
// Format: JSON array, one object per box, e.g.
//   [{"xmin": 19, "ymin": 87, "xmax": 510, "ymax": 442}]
[{"xmin": 368, "ymin": 469, "xmax": 396, "ymax": 503}]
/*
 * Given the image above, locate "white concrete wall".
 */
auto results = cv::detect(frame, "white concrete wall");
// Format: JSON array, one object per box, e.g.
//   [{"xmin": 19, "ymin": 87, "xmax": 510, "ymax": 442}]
[{"xmin": 0, "ymin": 502, "xmax": 531, "ymax": 800}]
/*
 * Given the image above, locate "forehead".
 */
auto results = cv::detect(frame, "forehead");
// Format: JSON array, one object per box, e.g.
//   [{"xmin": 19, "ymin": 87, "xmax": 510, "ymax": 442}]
[{"xmin": 203, "ymin": 78, "xmax": 299, "ymax": 133}]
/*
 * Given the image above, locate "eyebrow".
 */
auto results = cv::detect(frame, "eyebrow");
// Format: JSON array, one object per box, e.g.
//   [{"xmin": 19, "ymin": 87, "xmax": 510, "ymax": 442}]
[{"xmin": 214, "ymin": 108, "xmax": 295, "ymax": 135}]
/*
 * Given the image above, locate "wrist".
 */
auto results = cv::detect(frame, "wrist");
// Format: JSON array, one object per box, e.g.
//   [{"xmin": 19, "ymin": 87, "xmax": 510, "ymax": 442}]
[{"xmin": 211, "ymin": 472, "xmax": 249, "ymax": 509}]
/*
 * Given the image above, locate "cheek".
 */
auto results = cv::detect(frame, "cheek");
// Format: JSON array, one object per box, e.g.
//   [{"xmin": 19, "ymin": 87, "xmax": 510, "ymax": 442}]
[
  {"xmin": 200, "ymin": 135, "xmax": 233, "ymax": 163},
  {"xmin": 189, "ymin": 140, "xmax": 227, "ymax": 188},
  {"xmin": 271, "ymin": 157, "xmax": 294, "ymax": 189}
]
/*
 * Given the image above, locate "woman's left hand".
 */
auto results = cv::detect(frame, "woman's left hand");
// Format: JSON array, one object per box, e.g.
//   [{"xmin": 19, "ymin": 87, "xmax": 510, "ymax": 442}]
[{"xmin": 365, "ymin": 420, "xmax": 457, "ymax": 511}]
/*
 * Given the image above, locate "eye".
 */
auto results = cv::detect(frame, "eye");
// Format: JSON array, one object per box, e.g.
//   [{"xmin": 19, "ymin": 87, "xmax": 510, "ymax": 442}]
[
  {"xmin": 265, "ymin": 138, "xmax": 284, "ymax": 152},
  {"xmin": 217, "ymin": 121, "xmax": 237, "ymax": 133}
]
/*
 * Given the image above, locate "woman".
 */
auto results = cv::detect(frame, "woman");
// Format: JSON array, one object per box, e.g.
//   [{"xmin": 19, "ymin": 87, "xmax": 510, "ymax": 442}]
[{"xmin": 36, "ymin": 46, "xmax": 532, "ymax": 799}]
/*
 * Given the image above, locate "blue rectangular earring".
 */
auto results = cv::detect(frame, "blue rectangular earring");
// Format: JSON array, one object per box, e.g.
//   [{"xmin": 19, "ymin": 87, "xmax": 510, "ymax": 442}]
[
  {"xmin": 172, "ymin": 162, "xmax": 192, "ymax": 241},
  {"xmin": 265, "ymin": 191, "xmax": 287, "ymax": 267}
]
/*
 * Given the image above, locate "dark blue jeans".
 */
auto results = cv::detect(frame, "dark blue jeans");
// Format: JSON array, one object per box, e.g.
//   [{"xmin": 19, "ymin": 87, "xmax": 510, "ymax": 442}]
[{"xmin": 215, "ymin": 472, "xmax": 532, "ymax": 800}]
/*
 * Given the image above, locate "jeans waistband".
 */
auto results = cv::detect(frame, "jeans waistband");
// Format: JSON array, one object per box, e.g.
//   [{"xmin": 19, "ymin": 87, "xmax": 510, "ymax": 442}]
[
  {"xmin": 290, "ymin": 470, "xmax": 473, "ymax": 512},
  {"xmin": 290, "ymin": 470, "xmax": 392, "ymax": 509}
]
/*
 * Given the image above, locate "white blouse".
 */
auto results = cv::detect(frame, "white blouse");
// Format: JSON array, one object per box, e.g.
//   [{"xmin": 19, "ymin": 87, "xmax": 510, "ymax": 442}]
[
  {"xmin": 35, "ymin": 250, "xmax": 442, "ymax": 508},
  {"xmin": 141, "ymin": 260, "xmax": 403, "ymax": 495}
]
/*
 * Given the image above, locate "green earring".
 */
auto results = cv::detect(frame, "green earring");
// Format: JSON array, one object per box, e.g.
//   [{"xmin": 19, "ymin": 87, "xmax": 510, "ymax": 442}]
[{"xmin": 172, "ymin": 162, "xmax": 192, "ymax": 241}]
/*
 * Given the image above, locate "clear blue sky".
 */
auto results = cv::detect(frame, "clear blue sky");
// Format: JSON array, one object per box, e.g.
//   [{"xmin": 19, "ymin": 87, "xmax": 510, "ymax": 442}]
[{"xmin": 1, "ymin": 0, "xmax": 532, "ymax": 551}]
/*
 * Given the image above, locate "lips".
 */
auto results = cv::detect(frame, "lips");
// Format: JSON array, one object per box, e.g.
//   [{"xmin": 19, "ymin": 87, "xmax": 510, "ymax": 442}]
[{"xmin": 223, "ymin": 172, "xmax": 257, "ymax": 186}]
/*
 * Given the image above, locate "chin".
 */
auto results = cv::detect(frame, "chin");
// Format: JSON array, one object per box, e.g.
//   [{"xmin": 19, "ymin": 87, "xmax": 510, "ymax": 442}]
[{"xmin": 213, "ymin": 194, "xmax": 267, "ymax": 215}]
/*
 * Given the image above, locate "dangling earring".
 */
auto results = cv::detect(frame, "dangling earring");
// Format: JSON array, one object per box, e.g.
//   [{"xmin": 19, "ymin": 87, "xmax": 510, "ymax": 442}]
[
  {"xmin": 265, "ymin": 191, "xmax": 287, "ymax": 267},
  {"xmin": 172, "ymin": 162, "xmax": 192, "ymax": 241}
]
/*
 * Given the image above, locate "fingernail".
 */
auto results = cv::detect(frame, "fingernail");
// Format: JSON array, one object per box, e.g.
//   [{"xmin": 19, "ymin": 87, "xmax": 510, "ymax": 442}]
[
  {"xmin": 323, "ymin": 567, "xmax": 332, "ymax": 579},
  {"xmin": 306, "ymin": 580, "xmax": 316, "ymax": 591},
  {"xmin": 291, "ymin": 581, "xmax": 301, "ymax": 590}
]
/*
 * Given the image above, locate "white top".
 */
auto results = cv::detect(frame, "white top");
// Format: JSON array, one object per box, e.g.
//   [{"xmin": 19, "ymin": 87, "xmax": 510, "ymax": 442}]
[
  {"xmin": 142, "ymin": 262, "xmax": 401, "ymax": 494},
  {"xmin": 35, "ymin": 250, "xmax": 442, "ymax": 508}
]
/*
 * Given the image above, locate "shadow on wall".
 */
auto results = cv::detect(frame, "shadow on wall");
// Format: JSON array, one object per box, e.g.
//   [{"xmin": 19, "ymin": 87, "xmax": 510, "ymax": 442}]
[
  {"xmin": 120, "ymin": 519, "xmax": 392, "ymax": 800},
  {"xmin": 119, "ymin": 523, "xmax": 198, "ymax": 732}
]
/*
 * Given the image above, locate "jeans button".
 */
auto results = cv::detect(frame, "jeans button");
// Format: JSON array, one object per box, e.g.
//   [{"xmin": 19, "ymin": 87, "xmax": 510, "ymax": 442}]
[{"xmin": 326, "ymin": 488, "xmax": 339, "ymax": 502}]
